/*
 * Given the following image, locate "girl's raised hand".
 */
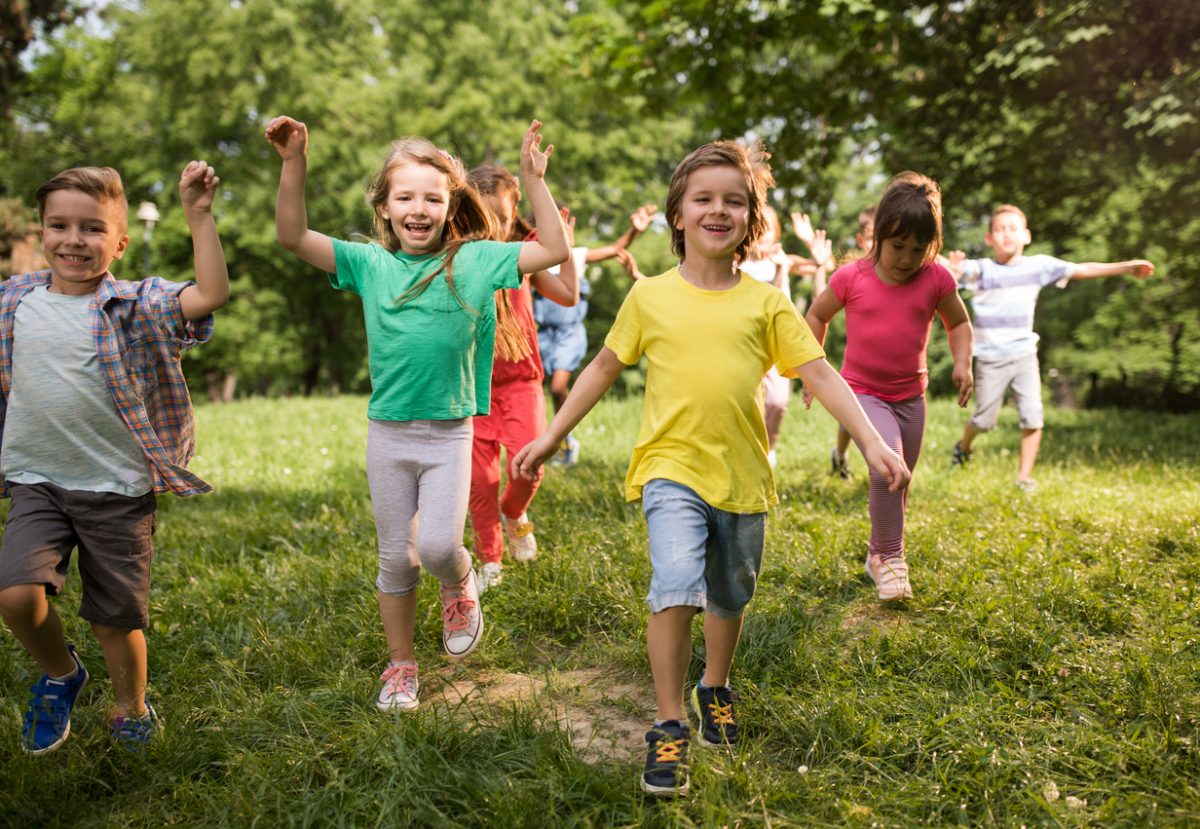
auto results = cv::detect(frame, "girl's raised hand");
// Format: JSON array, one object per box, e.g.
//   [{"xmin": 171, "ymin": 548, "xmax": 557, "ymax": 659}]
[
  {"xmin": 615, "ymin": 247, "xmax": 646, "ymax": 281},
  {"xmin": 809, "ymin": 229, "xmax": 832, "ymax": 267},
  {"xmin": 520, "ymin": 119, "xmax": 554, "ymax": 179},
  {"xmin": 264, "ymin": 116, "xmax": 308, "ymax": 160},
  {"xmin": 179, "ymin": 160, "xmax": 219, "ymax": 214},
  {"xmin": 791, "ymin": 212, "xmax": 815, "ymax": 247},
  {"xmin": 631, "ymin": 203, "xmax": 658, "ymax": 232}
]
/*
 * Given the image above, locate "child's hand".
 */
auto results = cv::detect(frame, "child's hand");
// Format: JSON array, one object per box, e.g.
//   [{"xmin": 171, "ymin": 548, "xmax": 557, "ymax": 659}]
[
  {"xmin": 264, "ymin": 116, "xmax": 308, "ymax": 160},
  {"xmin": 791, "ymin": 212, "xmax": 815, "ymax": 247},
  {"xmin": 953, "ymin": 363, "xmax": 974, "ymax": 408},
  {"xmin": 863, "ymin": 440, "xmax": 911, "ymax": 492},
  {"xmin": 763, "ymin": 241, "xmax": 789, "ymax": 267},
  {"xmin": 615, "ymin": 247, "xmax": 645, "ymax": 280},
  {"xmin": 630, "ymin": 203, "xmax": 658, "ymax": 232},
  {"xmin": 513, "ymin": 436, "xmax": 557, "ymax": 481},
  {"xmin": 520, "ymin": 119, "xmax": 554, "ymax": 180},
  {"xmin": 179, "ymin": 160, "xmax": 219, "ymax": 215},
  {"xmin": 561, "ymin": 207, "xmax": 576, "ymax": 246},
  {"xmin": 1130, "ymin": 260, "xmax": 1154, "ymax": 278},
  {"xmin": 944, "ymin": 250, "xmax": 966, "ymax": 274},
  {"xmin": 809, "ymin": 229, "xmax": 832, "ymax": 267}
]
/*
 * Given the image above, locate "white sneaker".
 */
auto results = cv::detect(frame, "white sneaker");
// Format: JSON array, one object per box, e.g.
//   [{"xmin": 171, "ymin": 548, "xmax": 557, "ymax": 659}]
[
  {"xmin": 502, "ymin": 513, "xmax": 538, "ymax": 562},
  {"xmin": 377, "ymin": 661, "xmax": 419, "ymax": 711},
  {"xmin": 441, "ymin": 570, "xmax": 483, "ymax": 660},
  {"xmin": 477, "ymin": 561, "xmax": 504, "ymax": 592},
  {"xmin": 865, "ymin": 553, "xmax": 913, "ymax": 601}
]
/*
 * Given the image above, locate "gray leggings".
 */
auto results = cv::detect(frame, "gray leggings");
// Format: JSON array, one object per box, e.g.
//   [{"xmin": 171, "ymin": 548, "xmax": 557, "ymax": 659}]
[{"xmin": 367, "ymin": 418, "xmax": 473, "ymax": 595}]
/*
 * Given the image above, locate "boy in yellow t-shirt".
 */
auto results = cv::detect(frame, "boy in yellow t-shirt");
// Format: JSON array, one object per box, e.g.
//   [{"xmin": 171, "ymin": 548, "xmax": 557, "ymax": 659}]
[{"xmin": 514, "ymin": 141, "xmax": 910, "ymax": 798}]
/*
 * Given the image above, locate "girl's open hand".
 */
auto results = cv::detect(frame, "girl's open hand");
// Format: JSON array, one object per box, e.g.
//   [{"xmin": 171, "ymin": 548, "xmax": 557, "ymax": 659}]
[
  {"xmin": 265, "ymin": 116, "xmax": 308, "ymax": 160},
  {"xmin": 809, "ymin": 229, "xmax": 832, "ymax": 267},
  {"xmin": 520, "ymin": 119, "xmax": 554, "ymax": 179},
  {"xmin": 631, "ymin": 204, "xmax": 658, "ymax": 232},
  {"xmin": 561, "ymin": 207, "xmax": 576, "ymax": 246},
  {"xmin": 179, "ymin": 160, "xmax": 219, "ymax": 214},
  {"xmin": 791, "ymin": 212, "xmax": 816, "ymax": 247}
]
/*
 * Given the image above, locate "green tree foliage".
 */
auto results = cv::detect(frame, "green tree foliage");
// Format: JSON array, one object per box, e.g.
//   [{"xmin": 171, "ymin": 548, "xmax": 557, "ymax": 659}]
[
  {"xmin": 588, "ymin": 0, "xmax": 1200, "ymax": 408},
  {"xmin": 2, "ymin": 0, "xmax": 699, "ymax": 397}
]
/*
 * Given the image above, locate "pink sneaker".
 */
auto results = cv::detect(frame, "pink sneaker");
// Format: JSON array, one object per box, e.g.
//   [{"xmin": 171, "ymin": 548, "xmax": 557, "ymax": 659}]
[
  {"xmin": 377, "ymin": 661, "xmax": 419, "ymax": 711},
  {"xmin": 865, "ymin": 553, "xmax": 913, "ymax": 601},
  {"xmin": 440, "ymin": 570, "xmax": 483, "ymax": 659},
  {"xmin": 502, "ymin": 513, "xmax": 538, "ymax": 562}
]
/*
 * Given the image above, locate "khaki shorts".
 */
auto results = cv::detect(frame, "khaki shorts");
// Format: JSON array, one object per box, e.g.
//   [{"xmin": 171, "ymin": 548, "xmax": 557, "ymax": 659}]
[
  {"xmin": 0, "ymin": 482, "xmax": 157, "ymax": 629},
  {"xmin": 969, "ymin": 352, "xmax": 1045, "ymax": 432}
]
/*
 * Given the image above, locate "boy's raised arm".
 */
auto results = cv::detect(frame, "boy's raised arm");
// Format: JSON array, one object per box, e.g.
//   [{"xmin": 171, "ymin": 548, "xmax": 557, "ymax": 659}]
[
  {"xmin": 177, "ymin": 160, "xmax": 231, "ymax": 321},
  {"xmin": 514, "ymin": 347, "xmax": 626, "ymax": 479},
  {"xmin": 517, "ymin": 119, "xmax": 570, "ymax": 274},
  {"xmin": 265, "ymin": 116, "xmax": 337, "ymax": 274}
]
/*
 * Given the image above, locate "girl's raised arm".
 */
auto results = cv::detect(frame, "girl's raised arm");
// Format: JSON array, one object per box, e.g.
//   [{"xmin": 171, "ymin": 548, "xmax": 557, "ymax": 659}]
[
  {"xmin": 265, "ymin": 116, "xmax": 337, "ymax": 273},
  {"xmin": 516, "ymin": 119, "xmax": 570, "ymax": 274},
  {"xmin": 530, "ymin": 207, "xmax": 579, "ymax": 307}
]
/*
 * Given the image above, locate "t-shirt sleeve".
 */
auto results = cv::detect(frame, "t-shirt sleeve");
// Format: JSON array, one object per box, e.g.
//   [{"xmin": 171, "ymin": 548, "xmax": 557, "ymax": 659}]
[
  {"xmin": 459, "ymin": 240, "xmax": 522, "ymax": 290},
  {"xmin": 768, "ymin": 293, "xmax": 825, "ymax": 377},
  {"xmin": 603, "ymin": 283, "xmax": 644, "ymax": 366},
  {"xmin": 329, "ymin": 239, "xmax": 374, "ymax": 295},
  {"xmin": 932, "ymin": 262, "xmax": 958, "ymax": 299},
  {"xmin": 1034, "ymin": 255, "xmax": 1076, "ymax": 286},
  {"xmin": 138, "ymin": 277, "xmax": 213, "ymax": 350},
  {"xmin": 829, "ymin": 262, "xmax": 854, "ymax": 304}
]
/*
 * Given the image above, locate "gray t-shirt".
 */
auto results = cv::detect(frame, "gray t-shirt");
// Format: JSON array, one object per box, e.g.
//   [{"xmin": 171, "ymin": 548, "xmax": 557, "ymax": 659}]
[{"xmin": 1, "ymin": 286, "xmax": 152, "ymax": 495}]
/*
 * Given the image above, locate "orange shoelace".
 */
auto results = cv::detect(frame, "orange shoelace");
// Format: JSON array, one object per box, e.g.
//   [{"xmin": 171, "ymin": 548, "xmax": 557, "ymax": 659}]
[
  {"xmin": 654, "ymin": 737, "xmax": 686, "ymax": 763},
  {"xmin": 707, "ymin": 699, "xmax": 735, "ymax": 725}
]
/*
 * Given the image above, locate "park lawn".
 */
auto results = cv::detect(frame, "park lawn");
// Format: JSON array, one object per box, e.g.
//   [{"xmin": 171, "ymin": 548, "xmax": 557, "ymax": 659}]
[{"xmin": 0, "ymin": 393, "xmax": 1197, "ymax": 828}]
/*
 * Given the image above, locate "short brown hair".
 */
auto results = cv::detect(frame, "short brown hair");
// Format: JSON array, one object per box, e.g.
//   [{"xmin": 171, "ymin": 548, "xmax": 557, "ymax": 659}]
[
  {"xmin": 35, "ymin": 166, "xmax": 128, "ymax": 232},
  {"xmin": 990, "ymin": 204, "xmax": 1027, "ymax": 230},
  {"xmin": 871, "ymin": 171, "xmax": 943, "ymax": 265},
  {"xmin": 665, "ymin": 140, "xmax": 772, "ymax": 264}
]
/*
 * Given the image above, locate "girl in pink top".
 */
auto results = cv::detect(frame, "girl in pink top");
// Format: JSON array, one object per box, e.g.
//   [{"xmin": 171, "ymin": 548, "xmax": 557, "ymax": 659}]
[{"xmin": 805, "ymin": 172, "xmax": 973, "ymax": 601}]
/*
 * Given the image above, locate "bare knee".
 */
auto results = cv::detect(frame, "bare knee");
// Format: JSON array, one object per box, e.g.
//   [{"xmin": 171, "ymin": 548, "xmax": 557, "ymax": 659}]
[{"xmin": 0, "ymin": 584, "xmax": 45, "ymax": 622}]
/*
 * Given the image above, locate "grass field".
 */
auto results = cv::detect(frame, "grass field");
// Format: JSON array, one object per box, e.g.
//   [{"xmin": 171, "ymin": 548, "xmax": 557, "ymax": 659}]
[{"xmin": 1, "ymin": 394, "xmax": 1197, "ymax": 827}]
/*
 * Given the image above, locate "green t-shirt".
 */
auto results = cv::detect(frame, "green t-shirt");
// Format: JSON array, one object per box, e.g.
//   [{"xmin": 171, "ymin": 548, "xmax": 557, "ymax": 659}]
[{"xmin": 330, "ymin": 239, "xmax": 522, "ymax": 420}]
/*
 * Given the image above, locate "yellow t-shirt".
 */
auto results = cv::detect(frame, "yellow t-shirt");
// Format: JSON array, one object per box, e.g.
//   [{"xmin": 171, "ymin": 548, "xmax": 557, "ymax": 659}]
[{"xmin": 604, "ymin": 267, "xmax": 825, "ymax": 512}]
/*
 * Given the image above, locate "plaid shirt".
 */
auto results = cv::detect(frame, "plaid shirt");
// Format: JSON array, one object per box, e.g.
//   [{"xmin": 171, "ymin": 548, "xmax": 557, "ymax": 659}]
[{"xmin": 0, "ymin": 271, "xmax": 214, "ymax": 497}]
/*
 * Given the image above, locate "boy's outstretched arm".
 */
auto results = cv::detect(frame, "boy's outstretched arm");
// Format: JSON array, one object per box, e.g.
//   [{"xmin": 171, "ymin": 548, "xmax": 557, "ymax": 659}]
[
  {"xmin": 517, "ymin": 119, "xmax": 570, "ymax": 274},
  {"xmin": 514, "ymin": 347, "xmax": 626, "ymax": 479},
  {"xmin": 1070, "ymin": 260, "xmax": 1154, "ymax": 279},
  {"xmin": 937, "ymin": 290, "xmax": 974, "ymax": 407},
  {"xmin": 795, "ymin": 358, "xmax": 911, "ymax": 492},
  {"xmin": 177, "ymin": 160, "xmax": 231, "ymax": 321},
  {"xmin": 530, "ymin": 207, "xmax": 579, "ymax": 307},
  {"xmin": 264, "ymin": 115, "xmax": 337, "ymax": 273}
]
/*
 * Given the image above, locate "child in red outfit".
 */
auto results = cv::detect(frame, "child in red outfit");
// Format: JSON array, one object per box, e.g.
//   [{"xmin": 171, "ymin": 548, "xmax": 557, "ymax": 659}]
[{"xmin": 467, "ymin": 164, "xmax": 579, "ymax": 590}]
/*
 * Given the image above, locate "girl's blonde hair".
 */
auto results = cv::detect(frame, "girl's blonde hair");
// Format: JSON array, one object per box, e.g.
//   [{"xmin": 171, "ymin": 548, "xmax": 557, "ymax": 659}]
[
  {"xmin": 871, "ymin": 171, "xmax": 943, "ymax": 266},
  {"xmin": 467, "ymin": 163, "xmax": 534, "ymax": 363},
  {"xmin": 665, "ymin": 140, "xmax": 773, "ymax": 265},
  {"xmin": 368, "ymin": 138, "xmax": 499, "ymax": 310}
]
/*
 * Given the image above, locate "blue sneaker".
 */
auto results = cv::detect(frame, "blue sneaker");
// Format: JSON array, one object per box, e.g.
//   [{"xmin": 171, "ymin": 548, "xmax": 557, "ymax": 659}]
[
  {"xmin": 690, "ymin": 682, "xmax": 739, "ymax": 747},
  {"xmin": 111, "ymin": 703, "xmax": 161, "ymax": 751},
  {"xmin": 641, "ymin": 720, "xmax": 690, "ymax": 797},
  {"xmin": 21, "ymin": 645, "xmax": 89, "ymax": 755}
]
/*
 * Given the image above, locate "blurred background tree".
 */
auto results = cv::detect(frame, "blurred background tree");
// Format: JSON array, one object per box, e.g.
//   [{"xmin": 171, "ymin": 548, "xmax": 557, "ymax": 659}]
[{"xmin": 3, "ymin": 0, "xmax": 1196, "ymax": 408}]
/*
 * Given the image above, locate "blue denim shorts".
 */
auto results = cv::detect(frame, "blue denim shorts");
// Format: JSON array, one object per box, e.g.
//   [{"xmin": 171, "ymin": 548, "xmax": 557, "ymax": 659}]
[
  {"xmin": 537, "ymin": 323, "xmax": 588, "ymax": 374},
  {"xmin": 641, "ymin": 478, "xmax": 766, "ymax": 619}
]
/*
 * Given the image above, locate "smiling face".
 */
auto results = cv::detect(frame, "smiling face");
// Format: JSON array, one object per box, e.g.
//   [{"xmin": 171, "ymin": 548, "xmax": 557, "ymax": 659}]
[
  {"xmin": 378, "ymin": 162, "xmax": 452, "ymax": 256},
  {"xmin": 673, "ymin": 164, "xmax": 750, "ymax": 263},
  {"xmin": 40, "ymin": 189, "xmax": 129, "ymax": 295},
  {"xmin": 985, "ymin": 209, "xmax": 1031, "ymax": 264},
  {"xmin": 875, "ymin": 233, "xmax": 930, "ymax": 284}
]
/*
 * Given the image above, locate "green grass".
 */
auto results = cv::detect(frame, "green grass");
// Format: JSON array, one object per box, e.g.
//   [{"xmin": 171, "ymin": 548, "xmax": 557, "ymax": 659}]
[{"xmin": 1, "ymin": 394, "xmax": 1198, "ymax": 827}]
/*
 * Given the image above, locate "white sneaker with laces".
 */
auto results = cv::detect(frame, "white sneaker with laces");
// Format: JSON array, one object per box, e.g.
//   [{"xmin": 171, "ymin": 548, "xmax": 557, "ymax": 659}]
[
  {"xmin": 502, "ymin": 513, "xmax": 538, "ymax": 562},
  {"xmin": 377, "ymin": 661, "xmax": 419, "ymax": 711},
  {"xmin": 477, "ymin": 561, "xmax": 504, "ymax": 592},
  {"xmin": 441, "ymin": 570, "xmax": 484, "ymax": 659},
  {"xmin": 865, "ymin": 553, "xmax": 913, "ymax": 601}
]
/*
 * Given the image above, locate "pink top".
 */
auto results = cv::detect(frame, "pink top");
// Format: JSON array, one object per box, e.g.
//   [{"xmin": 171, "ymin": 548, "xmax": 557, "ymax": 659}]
[{"xmin": 830, "ymin": 258, "xmax": 957, "ymax": 402}]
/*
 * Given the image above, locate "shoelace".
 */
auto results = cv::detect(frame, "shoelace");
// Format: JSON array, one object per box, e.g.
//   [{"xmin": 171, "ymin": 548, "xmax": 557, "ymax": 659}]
[
  {"xmin": 653, "ymin": 737, "xmax": 686, "ymax": 763},
  {"xmin": 441, "ymin": 595, "xmax": 477, "ymax": 632},
  {"xmin": 379, "ymin": 663, "xmax": 418, "ymax": 696},
  {"xmin": 707, "ymin": 699, "xmax": 735, "ymax": 726}
]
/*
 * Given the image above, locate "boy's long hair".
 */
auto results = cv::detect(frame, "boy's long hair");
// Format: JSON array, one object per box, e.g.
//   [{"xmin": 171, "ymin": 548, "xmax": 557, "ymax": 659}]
[
  {"xmin": 368, "ymin": 139, "xmax": 498, "ymax": 311},
  {"xmin": 871, "ymin": 171, "xmax": 943, "ymax": 265},
  {"xmin": 665, "ymin": 140, "xmax": 772, "ymax": 265},
  {"xmin": 466, "ymin": 163, "xmax": 533, "ymax": 363},
  {"xmin": 35, "ymin": 166, "xmax": 129, "ymax": 232}
]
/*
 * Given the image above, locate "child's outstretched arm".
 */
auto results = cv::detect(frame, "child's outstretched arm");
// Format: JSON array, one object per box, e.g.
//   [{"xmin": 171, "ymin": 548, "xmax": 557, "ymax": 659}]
[
  {"xmin": 583, "ymin": 203, "xmax": 658, "ymax": 263},
  {"xmin": 531, "ymin": 207, "xmax": 580, "ymax": 307},
  {"xmin": 264, "ymin": 116, "xmax": 336, "ymax": 273},
  {"xmin": 177, "ymin": 160, "xmax": 231, "ymax": 321},
  {"xmin": 517, "ymin": 119, "xmax": 570, "ymax": 274},
  {"xmin": 1070, "ymin": 260, "xmax": 1155, "ymax": 280},
  {"xmin": 937, "ymin": 290, "xmax": 974, "ymax": 407},
  {"xmin": 513, "ymin": 347, "xmax": 626, "ymax": 479},
  {"xmin": 795, "ymin": 357, "xmax": 911, "ymax": 492}
]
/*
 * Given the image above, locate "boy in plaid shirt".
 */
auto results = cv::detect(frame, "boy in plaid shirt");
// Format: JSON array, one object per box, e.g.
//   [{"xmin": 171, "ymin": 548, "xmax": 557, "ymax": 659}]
[{"xmin": 0, "ymin": 162, "xmax": 229, "ymax": 753}]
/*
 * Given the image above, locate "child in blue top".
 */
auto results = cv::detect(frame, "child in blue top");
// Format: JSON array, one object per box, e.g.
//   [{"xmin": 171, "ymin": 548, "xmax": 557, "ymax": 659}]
[{"xmin": 266, "ymin": 116, "xmax": 568, "ymax": 712}]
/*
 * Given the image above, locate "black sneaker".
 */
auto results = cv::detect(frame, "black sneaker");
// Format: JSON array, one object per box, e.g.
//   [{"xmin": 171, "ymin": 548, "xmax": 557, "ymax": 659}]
[
  {"xmin": 951, "ymin": 441, "xmax": 972, "ymax": 467},
  {"xmin": 690, "ymin": 683, "xmax": 739, "ymax": 747},
  {"xmin": 830, "ymin": 447, "xmax": 852, "ymax": 479},
  {"xmin": 641, "ymin": 720, "xmax": 690, "ymax": 797}
]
